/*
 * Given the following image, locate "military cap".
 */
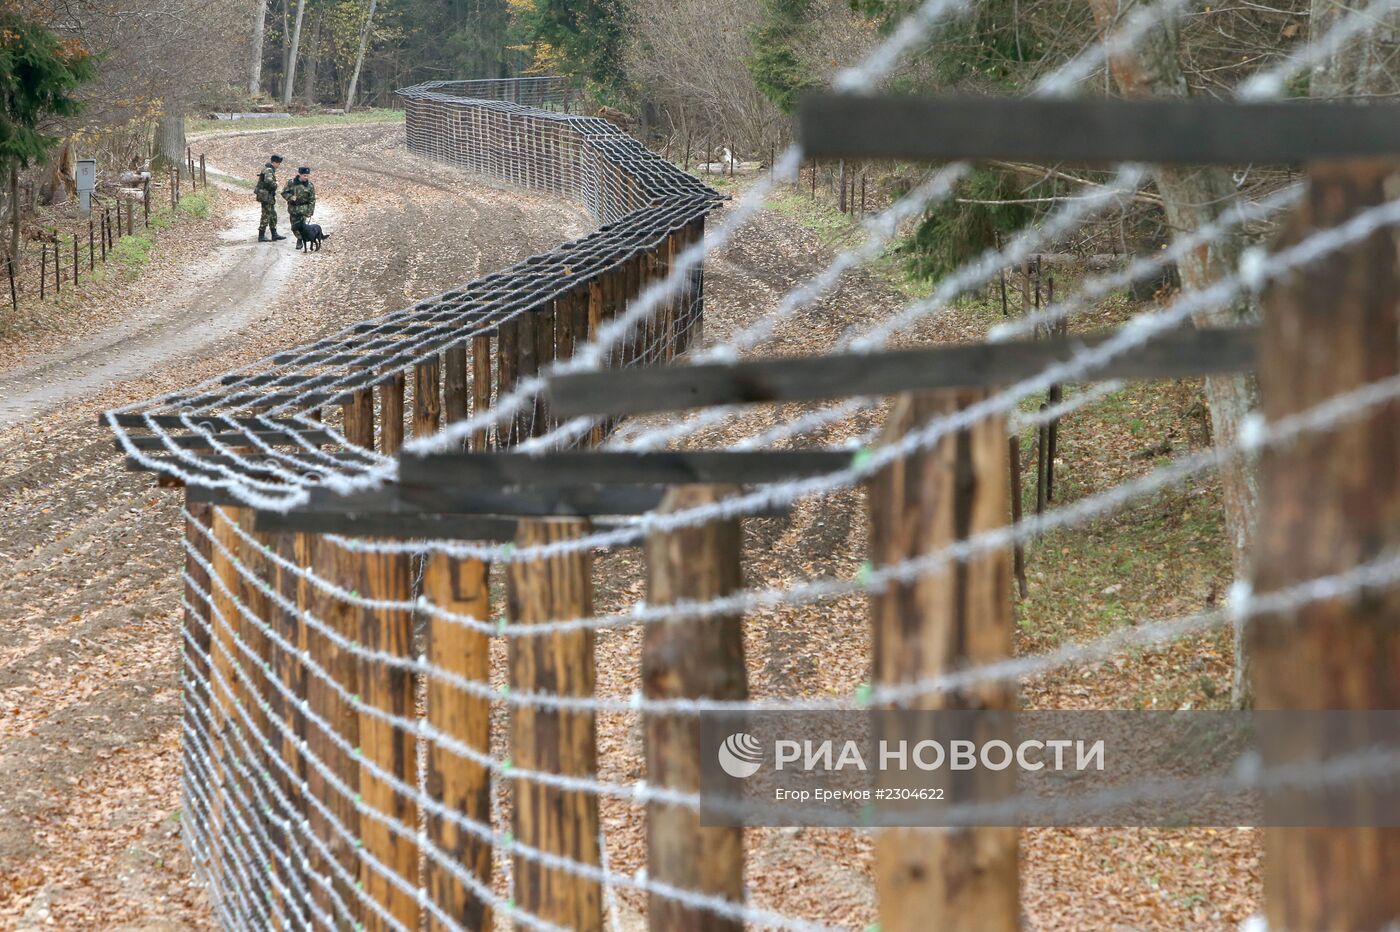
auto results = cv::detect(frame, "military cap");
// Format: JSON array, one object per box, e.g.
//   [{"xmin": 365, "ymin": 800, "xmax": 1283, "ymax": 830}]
[{"xmin": 298, "ymin": 166, "xmax": 312, "ymax": 175}]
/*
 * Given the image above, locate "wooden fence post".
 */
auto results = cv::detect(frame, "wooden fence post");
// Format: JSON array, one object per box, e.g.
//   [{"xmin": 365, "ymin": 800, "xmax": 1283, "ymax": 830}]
[
  {"xmin": 471, "ymin": 334, "xmax": 492, "ymax": 451},
  {"xmin": 423, "ymin": 554, "xmax": 494, "ymax": 930},
  {"xmin": 307, "ymin": 536, "xmax": 364, "ymax": 923},
  {"xmin": 356, "ymin": 544, "xmax": 420, "ymax": 930},
  {"xmin": 1250, "ymin": 160, "xmax": 1400, "ymax": 930},
  {"xmin": 643, "ymin": 486, "xmax": 747, "ymax": 931},
  {"xmin": 344, "ymin": 387, "xmax": 376, "ymax": 450},
  {"xmin": 867, "ymin": 390, "xmax": 1019, "ymax": 932},
  {"xmin": 497, "ymin": 320, "xmax": 520, "ymax": 448},
  {"xmin": 507, "ymin": 519, "xmax": 602, "ymax": 930},
  {"xmin": 414, "ymin": 356, "xmax": 442, "ymax": 438},
  {"xmin": 271, "ymin": 532, "xmax": 313, "ymax": 927},
  {"xmin": 183, "ymin": 498, "xmax": 215, "ymax": 874},
  {"xmin": 444, "ymin": 343, "xmax": 469, "ymax": 428},
  {"xmin": 379, "ymin": 370, "xmax": 406, "ymax": 455}
]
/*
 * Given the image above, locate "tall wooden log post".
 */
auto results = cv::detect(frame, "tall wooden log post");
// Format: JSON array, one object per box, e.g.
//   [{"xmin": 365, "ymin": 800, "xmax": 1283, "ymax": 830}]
[
  {"xmin": 271, "ymin": 531, "xmax": 313, "ymax": 926},
  {"xmin": 344, "ymin": 387, "xmax": 375, "ymax": 450},
  {"xmin": 232, "ymin": 509, "xmax": 290, "ymax": 926},
  {"xmin": 444, "ymin": 344, "xmax": 469, "ymax": 430},
  {"xmin": 643, "ymin": 486, "xmax": 748, "ymax": 931},
  {"xmin": 415, "ymin": 356, "xmax": 443, "ymax": 439},
  {"xmin": 379, "ymin": 370, "xmax": 406, "ymax": 456},
  {"xmin": 307, "ymin": 533, "xmax": 363, "ymax": 924},
  {"xmin": 471, "ymin": 334, "xmax": 493, "ymax": 450},
  {"xmin": 356, "ymin": 543, "xmax": 419, "ymax": 931},
  {"xmin": 867, "ymin": 390, "xmax": 1019, "ymax": 932},
  {"xmin": 1250, "ymin": 160, "xmax": 1400, "ymax": 930},
  {"xmin": 424, "ymin": 554, "xmax": 494, "ymax": 930},
  {"xmin": 508, "ymin": 519, "xmax": 603, "ymax": 930},
  {"xmin": 209, "ymin": 505, "xmax": 253, "ymax": 914},
  {"xmin": 183, "ymin": 498, "xmax": 215, "ymax": 876}
]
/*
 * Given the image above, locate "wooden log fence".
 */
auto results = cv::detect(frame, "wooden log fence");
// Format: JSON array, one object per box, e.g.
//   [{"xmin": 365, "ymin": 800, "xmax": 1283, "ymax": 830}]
[
  {"xmin": 0, "ymin": 158, "xmax": 205, "ymax": 313},
  {"xmin": 113, "ymin": 88, "xmax": 1400, "ymax": 931}
]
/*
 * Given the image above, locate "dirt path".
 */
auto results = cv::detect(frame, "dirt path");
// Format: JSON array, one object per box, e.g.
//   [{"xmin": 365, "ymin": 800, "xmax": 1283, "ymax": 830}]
[{"xmin": 0, "ymin": 122, "xmax": 591, "ymax": 929}]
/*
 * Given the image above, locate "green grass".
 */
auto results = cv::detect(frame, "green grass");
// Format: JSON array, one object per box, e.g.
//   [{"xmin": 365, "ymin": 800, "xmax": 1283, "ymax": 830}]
[
  {"xmin": 188, "ymin": 108, "xmax": 404, "ymax": 136},
  {"xmin": 108, "ymin": 189, "xmax": 218, "ymax": 274}
]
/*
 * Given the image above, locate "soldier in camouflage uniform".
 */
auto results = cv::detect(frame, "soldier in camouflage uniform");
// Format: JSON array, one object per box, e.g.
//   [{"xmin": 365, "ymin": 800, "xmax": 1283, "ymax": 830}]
[
  {"xmin": 255, "ymin": 154, "xmax": 286, "ymax": 242},
  {"xmin": 281, "ymin": 166, "xmax": 317, "ymax": 246}
]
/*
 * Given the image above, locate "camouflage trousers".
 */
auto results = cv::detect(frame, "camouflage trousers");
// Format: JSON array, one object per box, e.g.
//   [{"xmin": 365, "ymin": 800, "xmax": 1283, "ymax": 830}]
[{"xmin": 259, "ymin": 201, "xmax": 279, "ymax": 233}]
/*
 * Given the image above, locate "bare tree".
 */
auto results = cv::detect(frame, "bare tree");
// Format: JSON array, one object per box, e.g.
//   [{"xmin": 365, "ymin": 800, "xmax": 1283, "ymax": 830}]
[
  {"xmin": 1086, "ymin": 0, "xmax": 1262, "ymax": 706},
  {"xmin": 249, "ymin": 0, "xmax": 269, "ymax": 96},
  {"xmin": 1310, "ymin": 0, "xmax": 1400, "ymax": 99},
  {"xmin": 283, "ymin": 0, "xmax": 307, "ymax": 107},
  {"xmin": 345, "ymin": 0, "xmax": 379, "ymax": 112}
]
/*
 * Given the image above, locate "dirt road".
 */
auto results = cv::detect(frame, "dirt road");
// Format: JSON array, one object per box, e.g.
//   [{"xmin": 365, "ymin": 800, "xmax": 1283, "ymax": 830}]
[{"xmin": 0, "ymin": 122, "xmax": 593, "ymax": 928}]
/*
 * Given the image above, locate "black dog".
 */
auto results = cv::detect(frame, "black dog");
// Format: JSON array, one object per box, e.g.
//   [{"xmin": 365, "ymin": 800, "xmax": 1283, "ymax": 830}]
[{"xmin": 293, "ymin": 221, "xmax": 329, "ymax": 252}]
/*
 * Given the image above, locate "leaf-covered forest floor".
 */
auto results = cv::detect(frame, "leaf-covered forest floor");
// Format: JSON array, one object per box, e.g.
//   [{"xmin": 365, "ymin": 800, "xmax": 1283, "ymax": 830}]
[{"xmin": 0, "ymin": 130, "xmax": 1256, "ymax": 929}]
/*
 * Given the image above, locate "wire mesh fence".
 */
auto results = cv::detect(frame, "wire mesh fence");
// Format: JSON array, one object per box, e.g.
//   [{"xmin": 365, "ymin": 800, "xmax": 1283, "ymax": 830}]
[{"xmin": 102, "ymin": 10, "xmax": 1400, "ymax": 929}]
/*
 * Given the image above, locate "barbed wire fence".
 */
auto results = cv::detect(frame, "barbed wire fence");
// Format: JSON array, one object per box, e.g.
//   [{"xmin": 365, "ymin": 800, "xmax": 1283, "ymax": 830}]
[{"xmin": 102, "ymin": 0, "xmax": 1400, "ymax": 926}]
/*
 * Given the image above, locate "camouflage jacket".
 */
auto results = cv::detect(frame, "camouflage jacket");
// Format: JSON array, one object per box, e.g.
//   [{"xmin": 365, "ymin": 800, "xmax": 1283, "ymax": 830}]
[
  {"xmin": 255, "ymin": 164, "xmax": 279, "ymax": 204},
  {"xmin": 281, "ymin": 178, "xmax": 316, "ymax": 219}
]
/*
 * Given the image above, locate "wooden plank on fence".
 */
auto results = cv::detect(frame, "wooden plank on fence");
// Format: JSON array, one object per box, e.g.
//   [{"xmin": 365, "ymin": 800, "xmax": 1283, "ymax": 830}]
[
  {"xmin": 550, "ymin": 326, "xmax": 1258, "ymax": 418},
  {"xmin": 118, "ymin": 429, "xmax": 338, "ymax": 451},
  {"xmin": 423, "ymin": 554, "xmax": 494, "ymax": 931},
  {"xmin": 356, "ymin": 543, "xmax": 420, "ymax": 930},
  {"xmin": 508, "ymin": 519, "xmax": 602, "ymax": 930},
  {"xmin": 1250, "ymin": 159, "xmax": 1400, "ymax": 930},
  {"xmin": 799, "ymin": 94, "xmax": 1400, "ymax": 165},
  {"xmin": 399, "ymin": 481, "xmax": 671, "ymax": 516},
  {"xmin": 867, "ymin": 390, "xmax": 1019, "ymax": 932},
  {"xmin": 399, "ymin": 449, "xmax": 852, "ymax": 488},
  {"xmin": 643, "ymin": 486, "xmax": 747, "ymax": 931}
]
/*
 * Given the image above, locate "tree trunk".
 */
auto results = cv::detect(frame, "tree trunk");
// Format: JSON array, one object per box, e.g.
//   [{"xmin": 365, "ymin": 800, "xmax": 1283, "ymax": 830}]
[
  {"xmin": 302, "ymin": 12, "xmax": 322, "ymax": 107},
  {"xmin": 344, "ymin": 0, "xmax": 378, "ymax": 112},
  {"xmin": 282, "ymin": 0, "xmax": 307, "ymax": 107},
  {"xmin": 248, "ymin": 0, "xmax": 269, "ymax": 97},
  {"xmin": 1309, "ymin": 0, "xmax": 1400, "ymax": 99},
  {"xmin": 1086, "ymin": 0, "xmax": 1261, "ymax": 708},
  {"xmin": 154, "ymin": 115, "xmax": 187, "ymax": 172}
]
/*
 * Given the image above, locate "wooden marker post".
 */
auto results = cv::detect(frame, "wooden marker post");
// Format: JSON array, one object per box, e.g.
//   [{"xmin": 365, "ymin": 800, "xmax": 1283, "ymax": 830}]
[
  {"xmin": 423, "ymin": 554, "xmax": 493, "ymax": 930},
  {"xmin": 1250, "ymin": 160, "xmax": 1400, "ymax": 930},
  {"xmin": 643, "ymin": 485, "xmax": 748, "ymax": 930},
  {"xmin": 72, "ymin": 237, "xmax": 78, "ymax": 286},
  {"xmin": 40, "ymin": 244, "xmax": 46, "ymax": 300},
  {"xmin": 867, "ymin": 389, "xmax": 1018, "ymax": 932},
  {"xmin": 414, "ymin": 356, "xmax": 443, "ymax": 438},
  {"xmin": 89, "ymin": 222, "xmax": 95, "ymax": 271},
  {"xmin": 507, "ymin": 519, "xmax": 602, "ymax": 930},
  {"xmin": 356, "ymin": 544, "xmax": 420, "ymax": 931}
]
